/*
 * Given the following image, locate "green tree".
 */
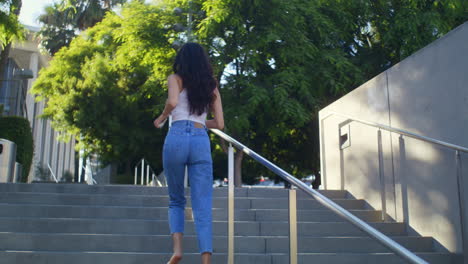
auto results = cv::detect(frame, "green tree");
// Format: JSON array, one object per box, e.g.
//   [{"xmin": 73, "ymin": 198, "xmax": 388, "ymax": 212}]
[
  {"xmin": 38, "ymin": 0, "xmax": 127, "ymax": 55},
  {"xmin": 349, "ymin": 0, "xmax": 468, "ymax": 80},
  {"xmin": 0, "ymin": 0, "xmax": 23, "ymax": 48},
  {"xmin": 32, "ymin": 0, "xmax": 467, "ymax": 185},
  {"xmin": 195, "ymin": 0, "xmax": 365, "ymax": 185},
  {"xmin": 197, "ymin": 0, "xmax": 467, "ymax": 185},
  {"xmin": 32, "ymin": 1, "xmax": 176, "ymax": 176}
]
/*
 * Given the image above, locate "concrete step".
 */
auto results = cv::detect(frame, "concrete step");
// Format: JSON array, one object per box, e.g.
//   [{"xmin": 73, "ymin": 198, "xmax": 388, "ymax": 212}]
[
  {"xmin": 0, "ymin": 183, "xmax": 348, "ymax": 199},
  {"xmin": 271, "ymin": 252, "xmax": 463, "ymax": 264},
  {"xmin": 0, "ymin": 232, "xmax": 434, "ymax": 253},
  {"xmin": 0, "ymin": 218, "xmax": 406, "ymax": 236},
  {"xmin": 0, "ymin": 203, "xmax": 380, "ymax": 222},
  {"xmin": 240, "ymin": 187, "xmax": 348, "ymax": 199},
  {"xmin": 0, "ymin": 192, "xmax": 364, "ymax": 210},
  {"xmin": 252, "ymin": 209, "xmax": 382, "ymax": 222},
  {"xmin": 0, "ymin": 183, "xmax": 459, "ymax": 263},
  {"xmin": 0, "ymin": 251, "xmax": 461, "ymax": 264}
]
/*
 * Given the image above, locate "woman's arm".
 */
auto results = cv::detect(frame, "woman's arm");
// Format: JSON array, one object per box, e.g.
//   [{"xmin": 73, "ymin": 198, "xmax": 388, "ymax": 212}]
[
  {"xmin": 206, "ymin": 88, "xmax": 224, "ymax": 130},
  {"xmin": 154, "ymin": 74, "xmax": 182, "ymax": 128}
]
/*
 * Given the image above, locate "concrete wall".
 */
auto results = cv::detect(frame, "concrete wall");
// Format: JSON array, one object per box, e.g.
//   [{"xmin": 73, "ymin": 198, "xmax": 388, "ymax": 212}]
[{"xmin": 319, "ymin": 22, "xmax": 468, "ymax": 253}]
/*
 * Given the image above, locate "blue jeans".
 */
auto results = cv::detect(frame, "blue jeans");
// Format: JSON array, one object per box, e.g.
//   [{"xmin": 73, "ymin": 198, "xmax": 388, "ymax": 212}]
[{"xmin": 163, "ymin": 120, "xmax": 213, "ymax": 254}]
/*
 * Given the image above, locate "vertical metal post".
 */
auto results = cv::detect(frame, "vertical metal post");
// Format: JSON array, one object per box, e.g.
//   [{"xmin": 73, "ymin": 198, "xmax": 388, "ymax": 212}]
[
  {"xmin": 78, "ymin": 148, "xmax": 83, "ymax": 183},
  {"xmin": 228, "ymin": 143, "xmax": 235, "ymax": 264},
  {"xmin": 134, "ymin": 166, "xmax": 137, "ymax": 185},
  {"xmin": 146, "ymin": 164, "xmax": 150, "ymax": 185},
  {"xmin": 455, "ymin": 151, "xmax": 468, "ymax": 263},
  {"xmin": 377, "ymin": 130, "xmax": 387, "ymax": 221},
  {"xmin": 141, "ymin": 159, "xmax": 144, "ymax": 186},
  {"xmin": 289, "ymin": 187, "xmax": 298, "ymax": 264}
]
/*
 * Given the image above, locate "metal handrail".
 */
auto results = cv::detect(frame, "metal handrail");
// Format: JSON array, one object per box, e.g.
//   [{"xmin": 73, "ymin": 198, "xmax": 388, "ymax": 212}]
[
  {"xmin": 210, "ymin": 128, "xmax": 428, "ymax": 264},
  {"xmin": 134, "ymin": 158, "xmax": 159, "ymax": 186},
  {"xmin": 323, "ymin": 111, "xmax": 468, "ymax": 153},
  {"xmin": 47, "ymin": 163, "xmax": 59, "ymax": 183},
  {"xmin": 320, "ymin": 111, "xmax": 468, "ymax": 263},
  {"xmin": 80, "ymin": 165, "xmax": 96, "ymax": 185}
]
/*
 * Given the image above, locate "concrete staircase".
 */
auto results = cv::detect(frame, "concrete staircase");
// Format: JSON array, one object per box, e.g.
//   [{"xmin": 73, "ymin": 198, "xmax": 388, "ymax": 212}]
[{"xmin": 0, "ymin": 183, "xmax": 461, "ymax": 263}]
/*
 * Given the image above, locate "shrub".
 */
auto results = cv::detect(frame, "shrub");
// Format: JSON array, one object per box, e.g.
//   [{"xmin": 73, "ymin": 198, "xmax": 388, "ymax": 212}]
[
  {"xmin": 62, "ymin": 171, "xmax": 74, "ymax": 182},
  {"xmin": 35, "ymin": 165, "xmax": 51, "ymax": 181},
  {"xmin": 0, "ymin": 116, "xmax": 34, "ymax": 182}
]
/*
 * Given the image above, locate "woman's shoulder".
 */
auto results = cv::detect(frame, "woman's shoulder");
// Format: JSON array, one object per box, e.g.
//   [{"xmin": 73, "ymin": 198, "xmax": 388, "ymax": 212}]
[
  {"xmin": 168, "ymin": 74, "xmax": 184, "ymax": 92},
  {"xmin": 168, "ymin": 73, "xmax": 182, "ymax": 82}
]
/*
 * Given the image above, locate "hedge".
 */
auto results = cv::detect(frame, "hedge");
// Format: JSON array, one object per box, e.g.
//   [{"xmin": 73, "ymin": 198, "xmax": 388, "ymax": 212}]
[{"xmin": 0, "ymin": 116, "xmax": 34, "ymax": 182}]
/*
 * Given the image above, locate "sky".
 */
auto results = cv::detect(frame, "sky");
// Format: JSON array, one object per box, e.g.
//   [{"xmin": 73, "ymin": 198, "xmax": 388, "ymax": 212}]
[
  {"xmin": 19, "ymin": 0, "xmax": 56, "ymax": 28},
  {"xmin": 19, "ymin": 0, "xmax": 154, "ymax": 28}
]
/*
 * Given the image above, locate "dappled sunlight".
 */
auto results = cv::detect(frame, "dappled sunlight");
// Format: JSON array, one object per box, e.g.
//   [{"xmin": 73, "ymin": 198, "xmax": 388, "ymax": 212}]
[
  {"xmin": 427, "ymin": 190, "xmax": 450, "ymax": 210},
  {"xmin": 366, "ymin": 81, "xmax": 388, "ymax": 113},
  {"xmin": 399, "ymin": 136, "xmax": 440, "ymax": 164}
]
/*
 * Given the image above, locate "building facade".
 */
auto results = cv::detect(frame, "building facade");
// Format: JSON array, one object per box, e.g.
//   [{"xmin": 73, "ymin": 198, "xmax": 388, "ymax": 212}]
[{"xmin": 1, "ymin": 25, "xmax": 75, "ymax": 182}]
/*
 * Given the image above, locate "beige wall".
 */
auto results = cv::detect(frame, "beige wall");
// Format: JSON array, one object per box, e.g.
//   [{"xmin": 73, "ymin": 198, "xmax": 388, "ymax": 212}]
[{"xmin": 319, "ymin": 21, "xmax": 468, "ymax": 253}]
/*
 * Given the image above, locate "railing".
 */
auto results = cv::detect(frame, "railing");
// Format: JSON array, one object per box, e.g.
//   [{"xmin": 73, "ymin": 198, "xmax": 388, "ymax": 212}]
[
  {"xmin": 78, "ymin": 165, "xmax": 97, "ymax": 185},
  {"xmin": 319, "ymin": 111, "xmax": 468, "ymax": 264},
  {"xmin": 209, "ymin": 128, "xmax": 430, "ymax": 264},
  {"xmin": 134, "ymin": 158, "xmax": 165, "ymax": 186},
  {"xmin": 321, "ymin": 111, "xmax": 468, "ymax": 153},
  {"xmin": 47, "ymin": 163, "xmax": 59, "ymax": 183}
]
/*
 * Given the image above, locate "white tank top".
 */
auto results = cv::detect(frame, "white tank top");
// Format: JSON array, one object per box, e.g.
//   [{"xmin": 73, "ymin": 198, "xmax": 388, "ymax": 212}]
[{"xmin": 171, "ymin": 89, "xmax": 207, "ymax": 125}]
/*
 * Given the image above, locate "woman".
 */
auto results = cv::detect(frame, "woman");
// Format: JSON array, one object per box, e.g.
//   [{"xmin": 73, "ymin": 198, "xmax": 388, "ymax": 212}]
[{"xmin": 153, "ymin": 42, "xmax": 224, "ymax": 264}]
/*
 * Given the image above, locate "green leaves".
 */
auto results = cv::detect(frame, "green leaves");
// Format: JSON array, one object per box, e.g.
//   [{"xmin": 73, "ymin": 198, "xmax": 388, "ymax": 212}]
[
  {"xmin": 37, "ymin": 0, "xmax": 127, "ymax": 55},
  {"xmin": 354, "ymin": 0, "xmax": 468, "ymax": 78},
  {"xmin": 0, "ymin": 0, "xmax": 24, "ymax": 48},
  {"xmin": 32, "ymin": 2, "xmax": 174, "ymax": 167},
  {"xmin": 0, "ymin": 116, "xmax": 34, "ymax": 182},
  {"xmin": 195, "ymin": 0, "xmax": 467, "ymax": 182},
  {"xmin": 32, "ymin": 0, "xmax": 467, "ymax": 182}
]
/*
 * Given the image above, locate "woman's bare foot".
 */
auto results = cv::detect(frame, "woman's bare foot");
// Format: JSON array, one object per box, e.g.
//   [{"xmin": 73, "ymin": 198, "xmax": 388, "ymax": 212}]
[
  {"xmin": 168, "ymin": 233, "xmax": 183, "ymax": 264},
  {"xmin": 167, "ymin": 254, "xmax": 182, "ymax": 264}
]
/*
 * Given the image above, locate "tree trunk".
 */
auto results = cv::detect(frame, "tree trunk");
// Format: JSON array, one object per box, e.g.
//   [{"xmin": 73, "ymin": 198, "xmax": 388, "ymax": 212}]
[{"xmin": 234, "ymin": 150, "xmax": 243, "ymax": 187}]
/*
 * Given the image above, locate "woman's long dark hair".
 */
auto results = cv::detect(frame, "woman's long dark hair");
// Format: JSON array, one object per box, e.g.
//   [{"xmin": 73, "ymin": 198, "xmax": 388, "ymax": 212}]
[{"xmin": 173, "ymin": 43, "xmax": 217, "ymax": 115}]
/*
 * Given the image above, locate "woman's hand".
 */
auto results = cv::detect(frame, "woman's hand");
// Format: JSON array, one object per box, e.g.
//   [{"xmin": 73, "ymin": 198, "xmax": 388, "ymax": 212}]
[{"xmin": 153, "ymin": 115, "xmax": 167, "ymax": 129}]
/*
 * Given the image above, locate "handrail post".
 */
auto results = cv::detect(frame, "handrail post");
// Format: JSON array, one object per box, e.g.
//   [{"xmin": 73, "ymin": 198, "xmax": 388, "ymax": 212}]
[
  {"xmin": 210, "ymin": 128, "xmax": 429, "ymax": 264},
  {"xmin": 146, "ymin": 164, "xmax": 150, "ymax": 185},
  {"xmin": 47, "ymin": 163, "xmax": 59, "ymax": 183},
  {"xmin": 134, "ymin": 166, "xmax": 137, "ymax": 185},
  {"xmin": 289, "ymin": 186, "xmax": 298, "ymax": 264},
  {"xmin": 377, "ymin": 129, "xmax": 387, "ymax": 221},
  {"xmin": 141, "ymin": 159, "xmax": 144, "ymax": 186},
  {"xmin": 228, "ymin": 143, "xmax": 235, "ymax": 264},
  {"xmin": 455, "ymin": 151, "xmax": 467, "ymax": 263}
]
